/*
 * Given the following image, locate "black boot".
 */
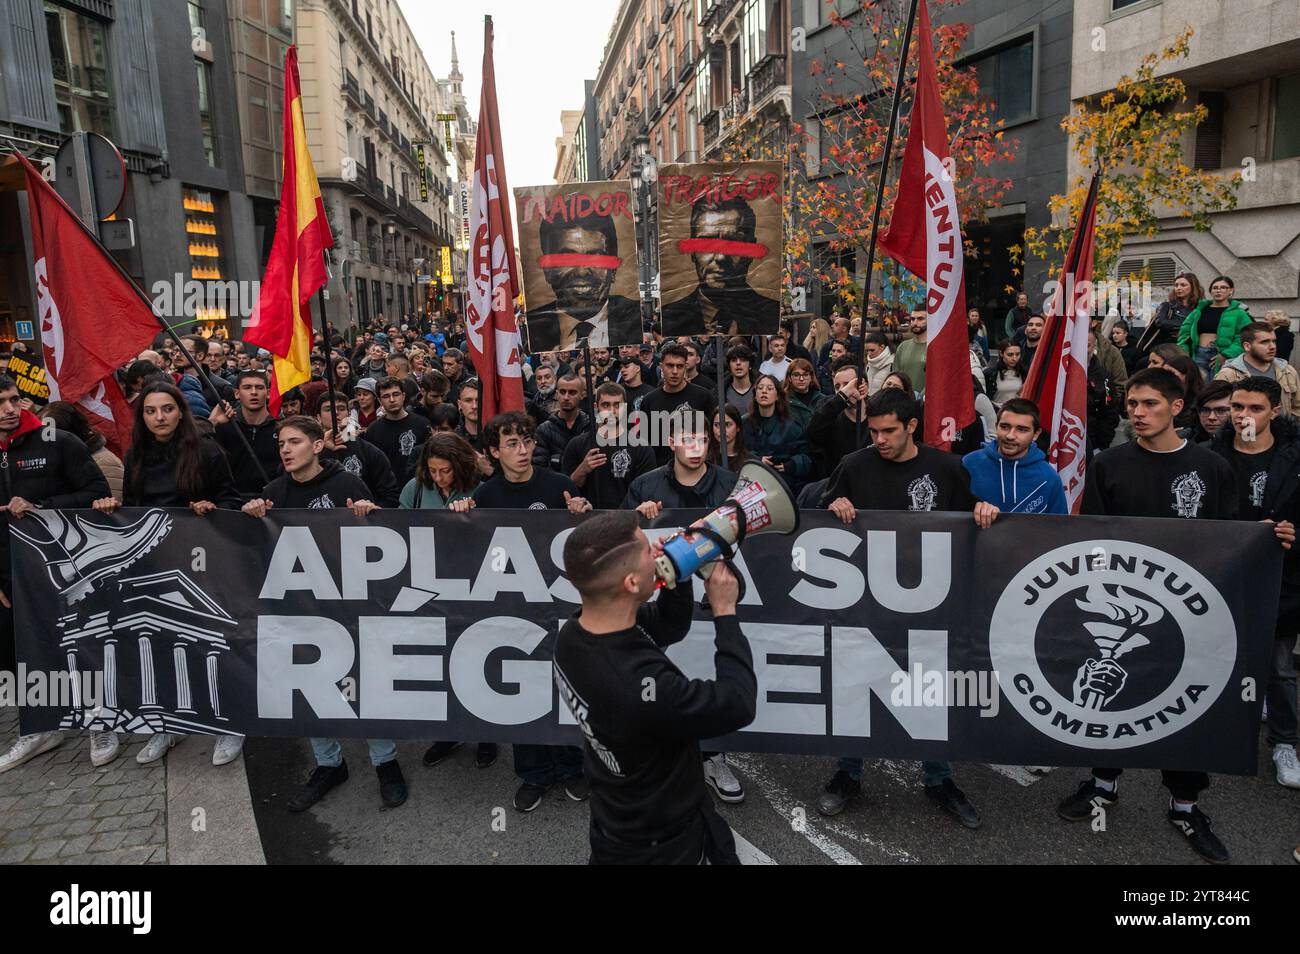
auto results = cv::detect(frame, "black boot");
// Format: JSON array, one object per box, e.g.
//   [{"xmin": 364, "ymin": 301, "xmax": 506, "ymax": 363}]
[
  {"xmin": 287, "ymin": 761, "xmax": 349, "ymax": 813},
  {"xmin": 377, "ymin": 759, "xmax": 408, "ymax": 808}
]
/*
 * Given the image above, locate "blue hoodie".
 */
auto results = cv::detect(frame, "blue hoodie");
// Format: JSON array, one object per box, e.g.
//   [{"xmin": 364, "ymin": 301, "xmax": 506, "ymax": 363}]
[{"xmin": 962, "ymin": 439, "xmax": 1067, "ymax": 514}]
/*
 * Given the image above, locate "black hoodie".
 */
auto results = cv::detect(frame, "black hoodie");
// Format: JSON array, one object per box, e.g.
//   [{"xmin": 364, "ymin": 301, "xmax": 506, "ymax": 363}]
[
  {"xmin": 322, "ymin": 440, "xmax": 400, "ymax": 506},
  {"xmin": 215, "ymin": 412, "xmax": 282, "ymax": 500},
  {"xmin": 261, "ymin": 459, "xmax": 374, "ymax": 509}
]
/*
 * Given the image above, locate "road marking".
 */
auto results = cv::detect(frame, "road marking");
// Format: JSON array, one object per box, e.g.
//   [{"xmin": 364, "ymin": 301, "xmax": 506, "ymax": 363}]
[
  {"xmin": 729, "ymin": 753, "xmax": 862, "ymax": 865},
  {"xmin": 986, "ymin": 764, "xmax": 1054, "ymax": 787},
  {"xmin": 731, "ymin": 828, "xmax": 778, "ymax": 865}
]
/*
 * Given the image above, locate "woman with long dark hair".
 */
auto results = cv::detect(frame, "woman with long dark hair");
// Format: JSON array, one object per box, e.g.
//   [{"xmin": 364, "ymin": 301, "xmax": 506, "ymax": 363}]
[
  {"xmin": 92, "ymin": 380, "xmax": 240, "ymax": 767},
  {"xmin": 400, "ymin": 431, "xmax": 479, "ymax": 509},
  {"xmin": 744, "ymin": 373, "xmax": 813, "ymax": 489},
  {"xmin": 1177, "ymin": 274, "xmax": 1252, "ymax": 377},
  {"xmin": 708, "ymin": 403, "xmax": 750, "ymax": 473},
  {"xmin": 1148, "ymin": 343, "xmax": 1203, "ymax": 431},
  {"xmin": 332, "ymin": 357, "xmax": 356, "ymax": 397},
  {"xmin": 1137, "ymin": 272, "xmax": 1202, "ymax": 354},
  {"xmin": 983, "ymin": 340, "xmax": 1024, "ymax": 409}
]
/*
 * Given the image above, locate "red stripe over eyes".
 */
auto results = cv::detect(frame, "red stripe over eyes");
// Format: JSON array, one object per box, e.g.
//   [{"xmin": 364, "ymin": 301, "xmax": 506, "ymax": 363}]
[
  {"xmin": 676, "ymin": 238, "xmax": 769, "ymax": 258},
  {"xmin": 538, "ymin": 254, "xmax": 622, "ymax": 269}
]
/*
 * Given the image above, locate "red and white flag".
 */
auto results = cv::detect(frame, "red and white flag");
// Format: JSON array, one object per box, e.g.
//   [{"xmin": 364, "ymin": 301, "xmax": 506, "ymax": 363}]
[
  {"xmin": 878, "ymin": 0, "xmax": 974, "ymax": 450},
  {"xmin": 464, "ymin": 16, "xmax": 525, "ymax": 423},
  {"xmin": 1022, "ymin": 173, "xmax": 1101, "ymax": 514},
  {"xmin": 16, "ymin": 152, "xmax": 157, "ymax": 455}
]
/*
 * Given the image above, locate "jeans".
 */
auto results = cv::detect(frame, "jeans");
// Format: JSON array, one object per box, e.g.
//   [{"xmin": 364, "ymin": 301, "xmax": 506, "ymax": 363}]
[
  {"xmin": 1193, "ymin": 345, "xmax": 1217, "ymax": 379},
  {"xmin": 513, "ymin": 743, "xmax": 583, "ymax": 786},
  {"xmin": 838, "ymin": 756, "xmax": 952, "ymax": 787},
  {"xmin": 311, "ymin": 737, "xmax": 396, "ymax": 768},
  {"xmin": 1266, "ymin": 633, "xmax": 1298, "ymax": 747},
  {"xmin": 1092, "ymin": 767, "xmax": 1208, "ymax": 802}
]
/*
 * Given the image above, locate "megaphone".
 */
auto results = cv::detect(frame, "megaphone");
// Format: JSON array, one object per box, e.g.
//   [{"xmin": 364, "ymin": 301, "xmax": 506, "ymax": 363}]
[{"xmin": 654, "ymin": 460, "xmax": 800, "ymax": 590}]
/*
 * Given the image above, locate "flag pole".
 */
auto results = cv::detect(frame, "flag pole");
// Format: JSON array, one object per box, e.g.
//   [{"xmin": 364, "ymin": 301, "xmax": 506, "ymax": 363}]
[
  {"xmin": 9, "ymin": 147, "xmax": 267, "ymax": 482},
  {"xmin": 581, "ymin": 343, "xmax": 599, "ymax": 509},
  {"xmin": 315, "ymin": 284, "xmax": 342, "ymax": 436},
  {"xmin": 859, "ymin": 0, "xmax": 921, "ymax": 351}
]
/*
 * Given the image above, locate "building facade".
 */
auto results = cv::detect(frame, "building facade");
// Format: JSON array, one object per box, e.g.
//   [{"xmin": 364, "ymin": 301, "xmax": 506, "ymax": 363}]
[
  {"xmin": 553, "ymin": 108, "xmax": 584, "ymax": 185},
  {"xmin": 297, "ymin": 0, "xmax": 454, "ymax": 332},
  {"xmin": 437, "ymin": 30, "xmax": 475, "ymax": 310},
  {"xmin": 1071, "ymin": 0, "xmax": 1300, "ymax": 317},
  {"xmin": 0, "ymin": 0, "xmax": 275, "ymax": 340},
  {"xmin": 792, "ymin": 0, "xmax": 1073, "ymax": 322}
]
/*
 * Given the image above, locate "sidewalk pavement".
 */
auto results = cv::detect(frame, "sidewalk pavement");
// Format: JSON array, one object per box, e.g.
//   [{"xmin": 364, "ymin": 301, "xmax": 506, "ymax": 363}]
[{"xmin": 0, "ymin": 706, "xmax": 264, "ymax": 865}]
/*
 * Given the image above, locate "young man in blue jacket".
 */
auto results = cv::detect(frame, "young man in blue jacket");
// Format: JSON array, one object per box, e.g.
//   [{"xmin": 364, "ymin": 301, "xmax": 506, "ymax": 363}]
[{"xmin": 961, "ymin": 398, "xmax": 1068, "ymax": 515}]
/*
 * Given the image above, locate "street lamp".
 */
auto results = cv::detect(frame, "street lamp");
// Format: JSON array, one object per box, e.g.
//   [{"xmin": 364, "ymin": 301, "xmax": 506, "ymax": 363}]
[{"xmin": 629, "ymin": 132, "xmax": 659, "ymax": 330}]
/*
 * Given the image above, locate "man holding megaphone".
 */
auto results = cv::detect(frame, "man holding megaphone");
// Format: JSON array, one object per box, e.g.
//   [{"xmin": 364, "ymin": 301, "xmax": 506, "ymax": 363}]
[{"xmin": 553, "ymin": 511, "xmax": 755, "ymax": 864}]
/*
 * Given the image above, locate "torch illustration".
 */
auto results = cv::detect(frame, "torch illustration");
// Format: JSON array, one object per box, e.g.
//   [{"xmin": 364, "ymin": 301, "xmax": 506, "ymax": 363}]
[{"xmin": 1072, "ymin": 584, "xmax": 1164, "ymax": 710}]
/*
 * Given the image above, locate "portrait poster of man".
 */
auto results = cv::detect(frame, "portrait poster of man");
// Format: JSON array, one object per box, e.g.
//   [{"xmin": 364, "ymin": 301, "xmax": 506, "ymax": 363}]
[
  {"xmin": 514, "ymin": 181, "xmax": 644, "ymax": 353},
  {"xmin": 657, "ymin": 161, "xmax": 783, "ymax": 337}
]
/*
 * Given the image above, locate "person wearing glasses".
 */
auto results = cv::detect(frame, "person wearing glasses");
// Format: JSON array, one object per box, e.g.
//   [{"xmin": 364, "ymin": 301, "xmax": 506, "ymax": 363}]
[
  {"xmin": 1189, "ymin": 380, "xmax": 1233, "ymax": 444},
  {"xmin": 448, "ymin": 411, "xmax": 592, "ymax": 813}
]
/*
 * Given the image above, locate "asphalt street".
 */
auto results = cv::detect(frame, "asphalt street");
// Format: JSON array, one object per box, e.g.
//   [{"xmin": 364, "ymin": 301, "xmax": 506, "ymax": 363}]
[{"xmin": 245, "ymin": 735, "xmax": 1300, "ymax": 865}]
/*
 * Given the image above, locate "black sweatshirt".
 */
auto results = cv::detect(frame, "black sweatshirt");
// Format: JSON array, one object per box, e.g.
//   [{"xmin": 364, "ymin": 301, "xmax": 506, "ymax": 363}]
[
  {"xmin": 322, "ymin": 440, "xmax": 400, "ymax": 507},
  {"xmin": 215, "ymin": 413, "xmax": 282, "ymax": 500},
  {"xmin": 636, "ymin": 383, "xmax": 717, "ymax": 465},
  {"xmin": 123, "ymin": 438, "xmax": 240, "ymax": 509},
  {"xmin": 260, "ymin": 459, "xmax": 373, "ymax": 509},
  {"xmin": 552, "ymin": 582, "xmax": 756, "ymax": 862},
  {"xmin": 823, "ymin": 443, "xmax": 976, "ymax": 512},
  {"xmin": 471, "ymin": 467, "xmax": 577, "ymax": 509},
  {"xmin": 361, "ymin": 412, "xmax": 430, "ymax": 487},
  {"xmin": 1083, "ymin": 439, "xmax": 1237, "ymax": 520}
]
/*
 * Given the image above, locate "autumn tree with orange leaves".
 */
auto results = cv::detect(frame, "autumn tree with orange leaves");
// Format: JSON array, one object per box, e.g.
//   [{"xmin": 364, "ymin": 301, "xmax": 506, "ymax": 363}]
[{"xmin": 782, "ymin": 0, "xmax": 1018, "ymax": 314}]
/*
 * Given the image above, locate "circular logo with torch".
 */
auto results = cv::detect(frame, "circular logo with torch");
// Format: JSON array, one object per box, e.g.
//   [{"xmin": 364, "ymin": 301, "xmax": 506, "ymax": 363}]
[{"xmin": 989, "ymin": 540, "xmax": 1234, "ymax": 749}]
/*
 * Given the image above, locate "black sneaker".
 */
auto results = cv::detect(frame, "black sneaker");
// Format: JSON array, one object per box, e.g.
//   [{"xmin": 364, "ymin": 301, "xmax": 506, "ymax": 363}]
[
  {"xmin": 817, "ymin": 769, "xmax": 861, "ymax": 816},
  {"xmin": 1057, "ymin": 778, "xmax": 1118, "ymax": 821},
  {"xmin": 287, "ymin": 761, "xmax": 349, "ymax": 813},
  {"xmin": 377, "ymin": 760, "xmax": 407, "ymax": 808},
  {"xmin": 563, "ymin": 774, "xmax": 589, "ymax": 802},
  {"xmin": 514, "ymin": 781, "xmax": 548, "ymax": 812},
  {"xmin": 1168, "ymin": 804, "xmax": 1229, "ymax": 864},
  {"xmin": 475, "ymin": 742, "xmax": 498, "ymax": 769},
  {"xmin": 925, "ymin": 778, "xmax": 981, "ymax": 829},
  {"xmin": 422, "ymin": 741, "xmax": 463, "ymax": 767}
]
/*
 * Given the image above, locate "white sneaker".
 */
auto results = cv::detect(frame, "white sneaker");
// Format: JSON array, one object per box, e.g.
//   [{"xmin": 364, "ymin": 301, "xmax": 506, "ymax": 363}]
[
  {"xmin": 136, "ymin": 733, "xmax": 177, "ymax": 765},
  {"xmin": 0, "ymin": 731, "xmax": 63, "ymax": 773},
  {"xmin": 1273, "ymin": 744, "xmax": 1300, "ymax": 789},
  {"xmin": 703, "ymin": 754, "xmax": 745, "ymax": 803},
  {"xmin": 89, "ymin": 731, "xmax": 121, "ymax": 767},
  {"xmin": 212, "ymin": 735, "xmax": 244, "ymax": 766}
]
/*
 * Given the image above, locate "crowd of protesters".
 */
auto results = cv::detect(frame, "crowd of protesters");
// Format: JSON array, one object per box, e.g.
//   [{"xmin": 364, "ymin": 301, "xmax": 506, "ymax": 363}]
[{"xmin": 0, "ymin": 279, "xmax": 1297, "ymax": 865}]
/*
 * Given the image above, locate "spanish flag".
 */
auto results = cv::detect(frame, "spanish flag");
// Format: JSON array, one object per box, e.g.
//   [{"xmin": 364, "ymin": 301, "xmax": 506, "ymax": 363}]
[{"xmin": 246, "ymin": 46, "xmax": 333, "ymax": 415}]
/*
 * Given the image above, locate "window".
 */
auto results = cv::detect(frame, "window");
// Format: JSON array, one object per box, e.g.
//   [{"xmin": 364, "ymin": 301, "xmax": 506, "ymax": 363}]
[
  {"xmin": 695, "ymin": 56, "xmax": 711, "ymax": 114},
  {"xmin": 741, "ymin": 0, "xmax": 767, "ymax": 78},
  {"xmin": 1111, "ymin": 0, "xmax": 1154, "ymax": 10},
  {"xmin": 44, "ymin": 2, "xmax": 116, "ymax": 138},
  {"xmin": 686, "ymin": 104, "xmax": 697, "ymax": 154},
  {"xmin": 195, "ymin": 60, "xmax": 219, "ymax": 166},
  {"xmin": 971, "ymin": 36, "xmax": 1035, "ymax": 126},
  {"xmin": 188, "ymin": 1, "xmax": 206, "ymax": 32},
  {"xmin": 1273, "ymin": 73, "xmax": 1300, "ymax": 160},
  {"xmin": 803, "ymin": 116, "xmax": 822, "ymax": 176},
  {"xmin": 669, "ymin": 113, "xmax": 679, "ymax": 160},
  {"xmin": 248, "ymin": 80, "xmax": 271, "ymax": 143}
]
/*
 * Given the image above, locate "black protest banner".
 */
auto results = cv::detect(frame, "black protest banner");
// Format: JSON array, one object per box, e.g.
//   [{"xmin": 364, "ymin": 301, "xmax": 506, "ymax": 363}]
[{"xmin": 10, "ymin": 508, "xmax": 1279, "ymax": 774}]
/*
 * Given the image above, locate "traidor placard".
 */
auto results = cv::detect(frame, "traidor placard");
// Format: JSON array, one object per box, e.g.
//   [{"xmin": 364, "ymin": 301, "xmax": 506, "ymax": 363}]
[
  {"xmin": 657, "ymin": 161, "xmax": 783, "ymax": 337},
  {"xmin": 11, "ymin": 509, "xmax": 1277, "ymax": 773},
  {"xmin": 514, "ymin": 181, "xmax": 643, "ymax": 353}
]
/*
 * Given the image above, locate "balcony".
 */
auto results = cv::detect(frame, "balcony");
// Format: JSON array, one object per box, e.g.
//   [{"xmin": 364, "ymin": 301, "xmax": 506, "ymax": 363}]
[
  {"xmin": 703, "ymin": 111, "xmax": 720, "ymax": 147},
  {"xmin": 660, "ymin": 0, "xmax": 674, "ymax": 23},
  {"xmin": 678, "ymin": 50, "xmax": 693, "ymax": 80},
  {"xmin": 649, "ymin": 88, "xmax": 662, "ymax": 121},
  {"xmin": 748, "ymin": 54, "xmax": 787, "ymax": 106},
  {"xmin": 378, "ymin": 109, "xmax": 389, "ymax": 135},
  {"xmin": 721, "ymin": 88, "xmax": 749, "ymax": 123},
  {"xmin": 361, "ymin": 91, "xmax": 377, "ymax": 120},
  {"xmin": 637, "ymin": 42, "xmax": 646, "ymax": 68},
  {"xmin": 647, "ymin": 23, "xmax": 659, "ymax": 48},
  {"xmin": 699, "ymin": 0, "xmax": 723, "ymax": 32},
  {"xmin": 343, "ymin": 69, "xmax": 359, "ymax": 101}
]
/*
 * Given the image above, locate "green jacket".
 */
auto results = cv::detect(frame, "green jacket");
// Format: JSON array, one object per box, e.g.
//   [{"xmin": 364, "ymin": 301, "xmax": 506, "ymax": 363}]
[{"xmin": 1177, "ymin": 299, "xmax": 1252, "ymax": 362}]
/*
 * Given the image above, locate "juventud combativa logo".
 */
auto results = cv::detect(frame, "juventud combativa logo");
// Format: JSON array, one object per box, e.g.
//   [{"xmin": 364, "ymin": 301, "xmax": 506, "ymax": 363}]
[
  {"xmin": 989, "ymin": 540, "xmax": 1234, "ymax": 749},
  {"xmin": 49, "ymin": 884, "xmax": 151, "ymax": 934}
]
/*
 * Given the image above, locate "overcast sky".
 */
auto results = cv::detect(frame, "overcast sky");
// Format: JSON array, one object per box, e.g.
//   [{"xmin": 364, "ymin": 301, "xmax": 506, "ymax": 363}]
[{"xmin": 398, "ymin": 0, "xmax": 620, "ymax": 189}]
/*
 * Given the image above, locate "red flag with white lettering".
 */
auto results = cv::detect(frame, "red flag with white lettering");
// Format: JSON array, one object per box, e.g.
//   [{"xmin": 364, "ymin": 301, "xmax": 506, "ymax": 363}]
[
  {"xmin": 877, "ymin": 0, "xmax": 974, "ymax": 450},
  {"xmin": 1022, "ymin": 173, "xmax": 1100, "ymax": 514},
  {"xmin": 464, "ymin": 16, "xmax": 525, "ymax": 423},
  {"xmin": 17, "ymin": 151, "xmax": 157, "ymax": 455}
]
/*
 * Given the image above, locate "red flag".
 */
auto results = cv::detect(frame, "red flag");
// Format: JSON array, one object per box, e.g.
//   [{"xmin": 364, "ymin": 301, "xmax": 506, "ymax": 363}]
[
  {"xmin": 465, "ymin": 16, "xmax": 525, "ymax": 423},
  {"xmin": 1022, "ymin": 173, "xmax": 1100, "ymax": 514},
  {"xmin": 16, "ymin": 152, "xmax": 157, "ymax": 454},
  {"xmin": 245, "ymin": 46, "xmax": 334, "ymax": 415},
  {"xmin": 877, "ymin": 0, "xmax": 973, "ymax": 450}
]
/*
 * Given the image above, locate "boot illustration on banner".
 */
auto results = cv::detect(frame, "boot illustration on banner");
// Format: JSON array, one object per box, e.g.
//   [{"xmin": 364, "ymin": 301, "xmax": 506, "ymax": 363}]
[{"xmin": 9, "ymin": 508, "xmax": 171, "ymax": 604}]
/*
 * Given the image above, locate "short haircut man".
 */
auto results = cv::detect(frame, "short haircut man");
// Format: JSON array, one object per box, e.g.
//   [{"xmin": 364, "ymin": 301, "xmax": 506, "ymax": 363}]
[
  {"xmin": 1126, "ymin": 366, "xmax": 1185, "ymax": 406},
  {"xmin": 1231, "ymin": 374, "xmax": 1283, "ymax": 408},
  {"xmin": 1240, "ymin": 321, "xmax": 1275, "ymax": 344},
  {"xmin": 997, "ymin": 396, "xmax": 1042, "ymax": 432},
  {"xmin": 866, "ymin": 386, "xmax": 919, "ymax": 426},
  {"xmin": 563, "ymin": 510, "xmax": 642, "ymax": 600}
]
